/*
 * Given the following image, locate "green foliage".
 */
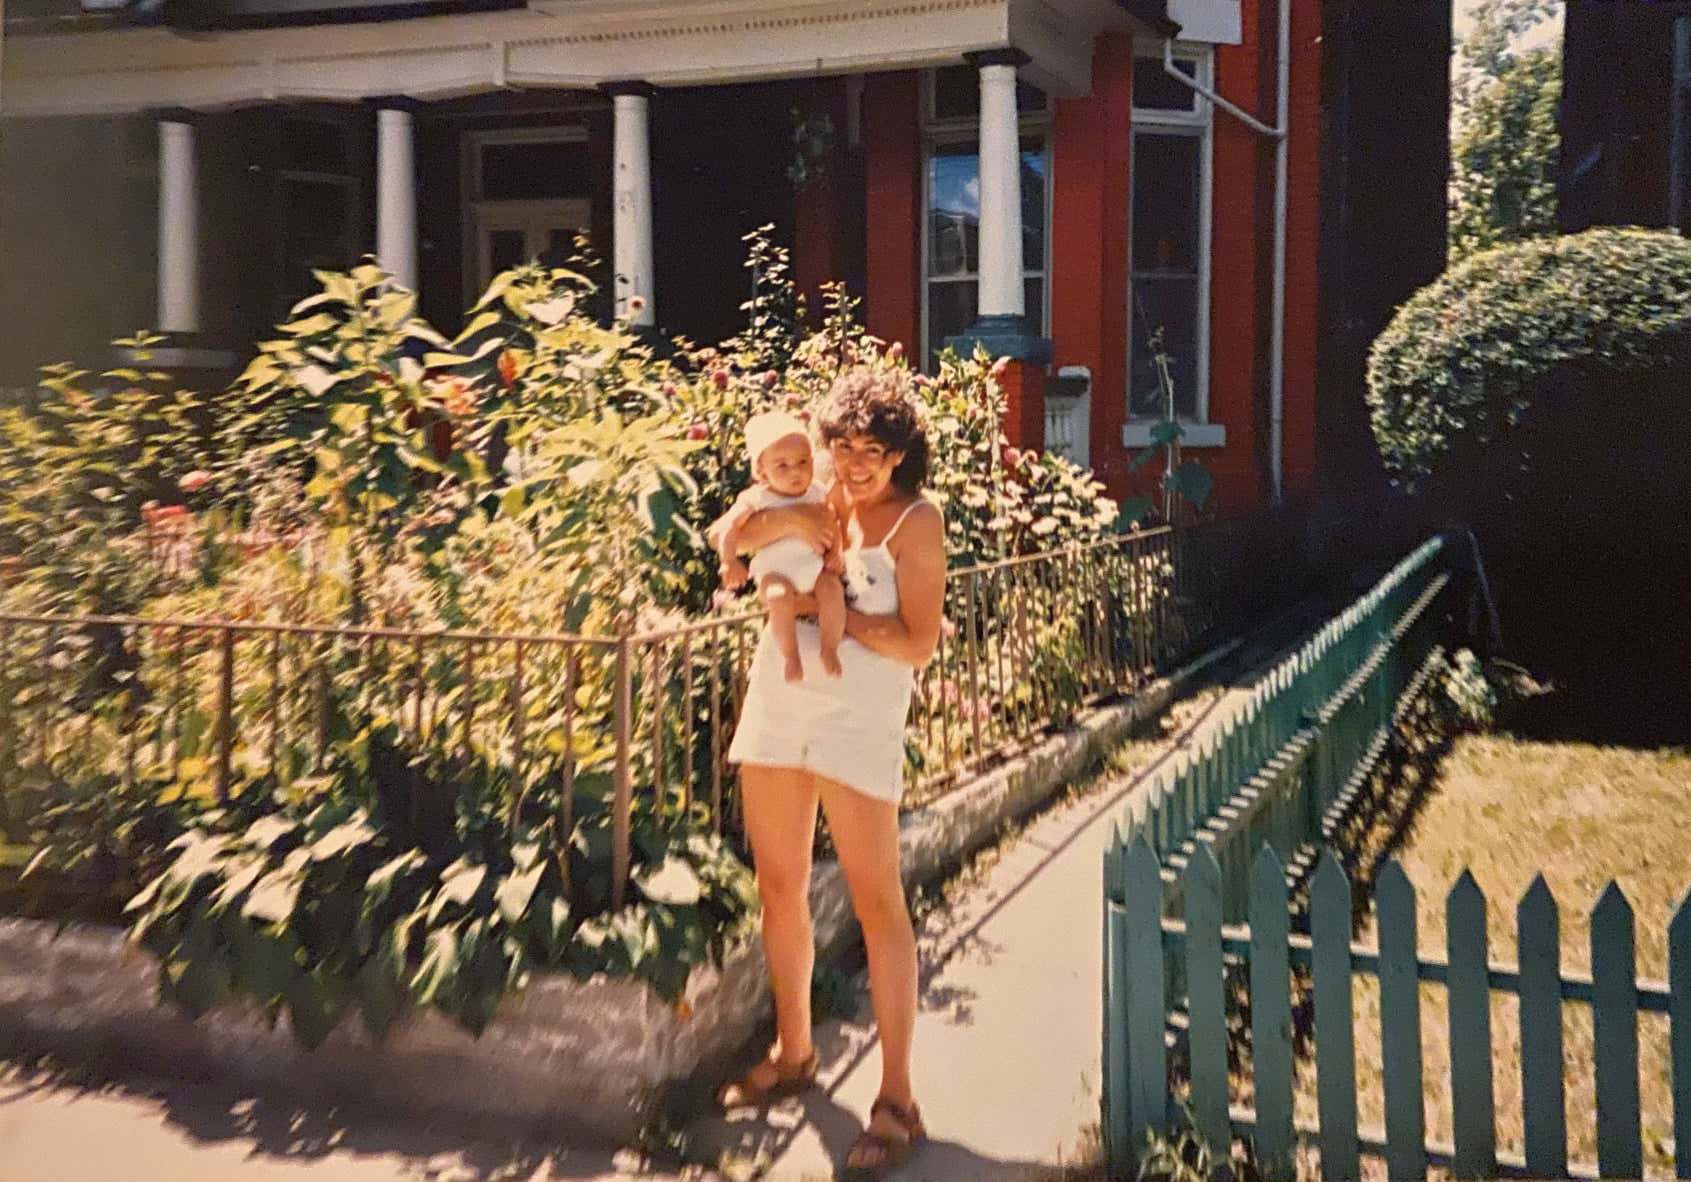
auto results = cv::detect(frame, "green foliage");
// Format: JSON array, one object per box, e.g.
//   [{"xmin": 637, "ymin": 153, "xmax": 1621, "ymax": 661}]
[
  {"xmin": 0, "ymin": 229, "xmax": 1136, "ymax": 1042},
  {"xmin": 1136, "ymin": 1111, "xmax": 1255, "ymax": 1182},
  {"xmin": 1367, "ymin": 228, "xmax": 1691, "ymax": 489},
  {"xmin": 119, "ymin": 732, "xmax": 753, "ymax": 1043},
  {"xmin": 1432, "ymin": 647, "xmax": 1500, "ymax": 733},
  {"xmin": 1449, "ymin": 0, "xmax": 1562, "ymax": 263}
]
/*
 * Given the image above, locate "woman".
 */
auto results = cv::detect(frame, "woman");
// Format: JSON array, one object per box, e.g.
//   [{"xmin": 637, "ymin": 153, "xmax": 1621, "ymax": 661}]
[{"xmin": 718, "ymin": 367, "xmax": 946, "ymax": 1178}]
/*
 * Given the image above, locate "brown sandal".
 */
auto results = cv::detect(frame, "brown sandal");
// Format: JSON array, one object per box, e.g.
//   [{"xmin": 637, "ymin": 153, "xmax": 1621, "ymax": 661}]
[
  {"xmin": 716, "ymin": 1048, "xmax": 820, "ymax": 1109},
  {"xmin": 840, "ymin": 1095, "xmax": 926, "ymax": 1180}
]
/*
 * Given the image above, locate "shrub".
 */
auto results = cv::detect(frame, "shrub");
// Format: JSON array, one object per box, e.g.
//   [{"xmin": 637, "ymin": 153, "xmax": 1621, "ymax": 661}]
[{"xmin": 1367, "ymin": 228, "xmax": 1691, "ymax": 491}]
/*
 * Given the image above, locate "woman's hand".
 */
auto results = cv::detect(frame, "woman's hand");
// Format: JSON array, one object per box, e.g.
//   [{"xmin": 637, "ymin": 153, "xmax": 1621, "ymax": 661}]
[{"xmin": 737, "ymin": 503, "xmax": 839, "ymax": 556}]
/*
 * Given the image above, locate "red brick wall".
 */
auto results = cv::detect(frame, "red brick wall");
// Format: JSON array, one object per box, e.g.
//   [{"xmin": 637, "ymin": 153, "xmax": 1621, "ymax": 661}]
[
  {"xmin": 1050, "ymin": 34, "xmax": 1133, "ymax": 490},
  {"xmin": 842, "ymin": 0, "xmax": 1324, "ymax": 515},
  {"xmin": 862, "ymin": 72, "xmax": 922, "ymax": 351}
]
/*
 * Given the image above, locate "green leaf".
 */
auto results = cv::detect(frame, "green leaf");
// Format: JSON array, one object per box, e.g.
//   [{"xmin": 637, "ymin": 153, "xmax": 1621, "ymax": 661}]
[
  {"xmin": 243, "ymin": 815, "xmax": 296, "ymax": 850},
  {"xmin": 309, "ymin": 817, "xmax": 376, "ymax": 861},
  {"xmin": 634, "ymin": 857, "xmax": 703, "ymax": 906},
  {"xmin": 411, "ymin": 926, "xmax": 460, "ymax": 1007},
  {"xmin": 242, "ymin": 869, "xmax": 302, "ymax": 924},
  {"xmin": 355, "ymin": 948, "xmax": 405, "ymax": 1042},
  {"xmin": 1165, "ymin": 460, "xmax": 1214, "ymax": 509},
  {"xmin": 495, "ymin": 862, "xmax": 546, "ymax": 925},
  {"xmin": 1148, "ymin": 419, "xmax": 1186, "ymax": 445},
  {"xmin": 328, "ymin": 403, "xmax": 369, "ymax": 435},
  {"xmin": 1114, "ymin": 497, "xmax": 1154, "ymax": 531}
]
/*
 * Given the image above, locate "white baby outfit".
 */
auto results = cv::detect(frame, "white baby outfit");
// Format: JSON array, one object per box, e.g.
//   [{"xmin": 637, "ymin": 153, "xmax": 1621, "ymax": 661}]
[
  {"xmin": 727, "ymin": 498, "xmax": 928, "ymax": 804},
  {"xmin": 736, "ymin": 482, "xmax": 828, "ymax": 592}
]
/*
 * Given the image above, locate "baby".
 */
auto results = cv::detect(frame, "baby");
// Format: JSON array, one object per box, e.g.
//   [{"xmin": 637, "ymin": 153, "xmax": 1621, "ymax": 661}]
[{"xmin": 713, "ymin": 411, "xmax": 846, "ymax": 682}]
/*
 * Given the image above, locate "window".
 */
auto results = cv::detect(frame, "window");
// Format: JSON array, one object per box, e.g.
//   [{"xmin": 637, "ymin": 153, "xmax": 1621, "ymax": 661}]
[
  {"xmin": 1129, "ymin": 47, "xmax": 1213, "ymax": 423},
  {"xmin": 273, "ymin": 114, "xmax": 361, "ymax": 318},
  {"xmin": 922, "ymin": 65, "xmax": 1051, "ymax": 368}
]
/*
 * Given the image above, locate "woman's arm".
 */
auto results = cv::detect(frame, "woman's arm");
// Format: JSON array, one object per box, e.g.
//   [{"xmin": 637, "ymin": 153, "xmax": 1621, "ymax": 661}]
[
  {"xmin": 842, "ymin": 504, "xmax": 946, "ymax": 667},
  {"xmin": 730, "ymin": 502, "xmax": 840, "ymax": 557}
]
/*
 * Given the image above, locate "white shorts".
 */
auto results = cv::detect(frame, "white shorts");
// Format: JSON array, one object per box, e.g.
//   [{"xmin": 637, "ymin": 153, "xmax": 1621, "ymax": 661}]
[
  {"xmin": 748, "ymin": 537, "xmax": 824, "ymax": 594},
  {"xmin": 728, "ymin": 621, "xmax": 915, "ymax": 804}
]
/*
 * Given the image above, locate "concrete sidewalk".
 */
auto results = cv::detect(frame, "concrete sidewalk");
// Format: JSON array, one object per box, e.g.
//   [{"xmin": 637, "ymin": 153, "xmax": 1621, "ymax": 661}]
[
  {"xmin": 0, "ymin": 1065, "xmax": 710, "ymax": 1182},
  {"xmin": 703, "ymin": 621, "xmax": 1312, "ymax": 1181}
]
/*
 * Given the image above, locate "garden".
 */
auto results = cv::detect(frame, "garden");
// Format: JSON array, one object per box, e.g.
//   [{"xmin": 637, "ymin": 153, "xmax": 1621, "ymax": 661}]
[{"xmin": 0, "ymin": 232, "xmax": 1201, "ymax": 1056}]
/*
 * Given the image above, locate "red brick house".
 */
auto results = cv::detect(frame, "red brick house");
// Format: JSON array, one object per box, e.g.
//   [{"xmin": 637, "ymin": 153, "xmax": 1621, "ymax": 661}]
[{"xmin": 0, "ymin": 0, "xmax": 1448, "ymax": 514}]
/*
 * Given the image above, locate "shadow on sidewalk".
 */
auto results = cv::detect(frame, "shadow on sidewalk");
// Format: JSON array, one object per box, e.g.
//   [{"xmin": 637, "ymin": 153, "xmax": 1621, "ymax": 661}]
[{"xmin": 0, "ymin": 1055, "xmax": 685, "ymax": 1180}]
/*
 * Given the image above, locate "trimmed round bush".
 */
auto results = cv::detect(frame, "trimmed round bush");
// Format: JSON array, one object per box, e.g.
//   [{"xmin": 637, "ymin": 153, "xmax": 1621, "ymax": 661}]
[{"xmin": 1367, "ymin": 228, "xmax": 1691, "ymax": 489}]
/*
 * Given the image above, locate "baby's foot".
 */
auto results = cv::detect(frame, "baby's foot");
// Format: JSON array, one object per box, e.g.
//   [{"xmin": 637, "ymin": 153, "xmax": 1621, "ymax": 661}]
[
  {"xmin": 783, "ymin": 654, "xmax": 805, "ymax": 683},
  {"xmin": 820, "ymin": 646, "xmax": 843, "ymax": 677}
]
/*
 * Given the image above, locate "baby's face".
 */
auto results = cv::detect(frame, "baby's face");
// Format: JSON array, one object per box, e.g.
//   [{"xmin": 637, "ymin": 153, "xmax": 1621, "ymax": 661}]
[{"xmin": 757, "ymin": 433, "xmax": 815, "ymax": 497}]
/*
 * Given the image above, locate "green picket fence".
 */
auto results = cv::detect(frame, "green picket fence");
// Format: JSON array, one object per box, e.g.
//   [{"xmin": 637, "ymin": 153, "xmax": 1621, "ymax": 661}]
[
  {"xmin": 1107, "ymin": 534, "xmax": 1454, "ymax": 925},
  {"xmin": 1104, "ymin": 840, "xmax": 1691, "ymax": 1180}
]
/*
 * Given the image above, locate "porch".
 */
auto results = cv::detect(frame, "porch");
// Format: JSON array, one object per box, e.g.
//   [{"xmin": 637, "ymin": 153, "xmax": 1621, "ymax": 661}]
[{"xmin": 0, "ymin": 0, "xmax": 1266, "ymax": 491}]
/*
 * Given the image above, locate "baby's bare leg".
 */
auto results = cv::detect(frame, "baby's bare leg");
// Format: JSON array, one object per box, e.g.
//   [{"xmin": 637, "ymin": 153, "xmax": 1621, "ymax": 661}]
[
  {"xmin": 815, "ymin": 572, "xmax": 846, "ymax": 677},
  {"xmin": 759, "ymin": 574, "xmax": 805, "ymax": 682}
]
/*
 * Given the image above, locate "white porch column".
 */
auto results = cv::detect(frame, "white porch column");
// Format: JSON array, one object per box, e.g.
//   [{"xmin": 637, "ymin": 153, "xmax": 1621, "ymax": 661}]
[
  {"xmin": 972, "ymin": 50, "xmax": 1027, "ymax": 321},
  {"xmin": 157, "ymin": 114, "xmax": 201, "ymax": 335},
  {"xmin": 606, "ymin": 82, "xmax": 656, "ymax": 326},
  {"xmin": 376, "ymin": 104, "xmax": 419, "ymax": 292}
]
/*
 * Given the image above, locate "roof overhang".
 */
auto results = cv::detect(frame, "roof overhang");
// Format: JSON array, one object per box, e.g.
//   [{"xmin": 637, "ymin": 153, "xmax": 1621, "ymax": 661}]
[{"xmin": 1, "ymin": 0, "xmax": 1219, "ymax": 118}]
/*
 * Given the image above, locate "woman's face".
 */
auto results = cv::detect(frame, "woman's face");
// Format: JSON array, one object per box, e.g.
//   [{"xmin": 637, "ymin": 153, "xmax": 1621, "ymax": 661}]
[{"xmin": 829, "ymin": 433, "xmax": 904, "ymax": 504}]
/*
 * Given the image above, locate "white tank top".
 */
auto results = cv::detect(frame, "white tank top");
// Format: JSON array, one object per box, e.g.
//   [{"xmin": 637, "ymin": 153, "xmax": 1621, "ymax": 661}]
[{"xmin": 841, "ymin": 498, "xmax": 927, "ymax": 617}]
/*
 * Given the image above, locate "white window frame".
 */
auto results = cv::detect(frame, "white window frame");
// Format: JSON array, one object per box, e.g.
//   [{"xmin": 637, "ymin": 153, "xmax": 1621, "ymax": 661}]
[
  {"xmin": 1125, "ymin": 43, "xmax": 1223, "ymax": 448},
  {"xmin": 918, "ymin": 67, "xmax": 1054, "ymax": 372}
]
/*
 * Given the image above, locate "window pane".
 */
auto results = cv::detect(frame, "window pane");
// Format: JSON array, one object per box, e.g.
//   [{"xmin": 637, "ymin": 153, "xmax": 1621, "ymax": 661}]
[
  {"xmin": 1021, "ymin": 138, "xmax": 1046, "ymax": 269},
  {"xmin": 1133, "ymin": 57, "xmax": 1199, "ymax": 112},
  {"xmin": 927, "ymin": 281, "xmax": 977, "ymax": 366},
  {"xmin": 933, "ymin": 66, "xmax": 978, "ymax": 120},
  {"xmin": 489, "ymin": 229, "xmax": 527, "ymax": 275},
  {"xmin": 1132, "ymin": 132, "xmax": 1202, "ymax": 273},
  {"xmin": 928, "ymin": 138, "xmax": 1048, "ymax": 277},
  {"xmin": 1025, "ymin": 276, "xmax": 1044, "ymax": 333},
  {"xmin": 479, "ymin": 139, "xmax": 591, "ymax": 201},
  {"xmin": 1130, "ymin": 276, "xmax": 1200, "ymax": 420},
  {"xmin": 929, "ymin": 141, "xmax": 980, "ymax": 276}
]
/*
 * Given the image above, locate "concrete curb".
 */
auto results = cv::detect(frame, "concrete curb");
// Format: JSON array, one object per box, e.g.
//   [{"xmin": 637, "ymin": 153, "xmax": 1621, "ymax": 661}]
[{"xmin": 0, "ymin": 637, "xmax": 1239, "ymax": 1148}]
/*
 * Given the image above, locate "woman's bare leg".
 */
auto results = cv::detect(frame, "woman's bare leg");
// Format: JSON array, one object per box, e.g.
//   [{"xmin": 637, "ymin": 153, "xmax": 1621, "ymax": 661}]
[
  {"xmin": 739, "ymin": 763, "xmax": 820, "ymax": 1069},
  {"xmin": 817, "ymin": 774, "xmax": 918, "ymax": 1142}
]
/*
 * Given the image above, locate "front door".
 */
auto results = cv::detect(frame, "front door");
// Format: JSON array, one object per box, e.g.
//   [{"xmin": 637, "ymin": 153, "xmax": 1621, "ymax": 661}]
[{"xmin": 463, "ymin": 127, "xmax": 594, "ymax": 298}]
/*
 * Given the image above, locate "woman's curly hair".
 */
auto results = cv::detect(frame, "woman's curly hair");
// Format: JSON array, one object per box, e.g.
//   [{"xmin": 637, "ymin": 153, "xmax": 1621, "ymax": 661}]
[{"xmin": 814, "ymin": 367, "xmax": 931, "ymax": 494}]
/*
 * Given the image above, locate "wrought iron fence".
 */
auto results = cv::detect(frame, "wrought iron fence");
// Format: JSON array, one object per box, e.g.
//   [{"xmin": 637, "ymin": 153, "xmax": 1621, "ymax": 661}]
[{"xmin": 1, "ymin": 524, "xmax": 1204, "ymax": 907}]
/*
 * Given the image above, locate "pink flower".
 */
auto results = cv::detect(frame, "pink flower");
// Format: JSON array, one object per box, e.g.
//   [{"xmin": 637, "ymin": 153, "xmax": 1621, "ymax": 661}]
[
  {"xmin": 711, "ymin": 369, "xmax": 730, "ymax": 391},
  {"xmin": 887, "ymin": 341, "xmax": 904, "ymax": 360},
  {"xmin": 761, "ymin": 370, "xmax": 779, "ymax": 389},
  {"xmin": 661, "ymin": 382, "xmax": 679, "ymax": 398},
  {"xmin": 687, "ymin": 422, "xmax": 710, "ymax": 441},
  {"xmin": 1003, "ymin": 447, "xmax": 1022, "ymax": 468},
  {"xmin": 180, "ymin": 470, "xmax": 212, "ymax": 493},
  {"xmin": 990, "ymin": 357, "xmax": 1011, "ymax": 380}
]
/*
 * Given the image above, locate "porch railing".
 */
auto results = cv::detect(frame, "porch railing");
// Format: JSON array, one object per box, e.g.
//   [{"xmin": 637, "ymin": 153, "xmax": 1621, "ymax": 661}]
[{"xmin": 1, "ymin": 524, "xmax": 1205, "ymax": 908}]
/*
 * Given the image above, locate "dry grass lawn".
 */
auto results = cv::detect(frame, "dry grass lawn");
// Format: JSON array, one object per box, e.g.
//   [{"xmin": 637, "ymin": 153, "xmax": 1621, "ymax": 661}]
[{"xmin": 1305, "ymin": 735, "xmax": 1691, "ymax": 1178}]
